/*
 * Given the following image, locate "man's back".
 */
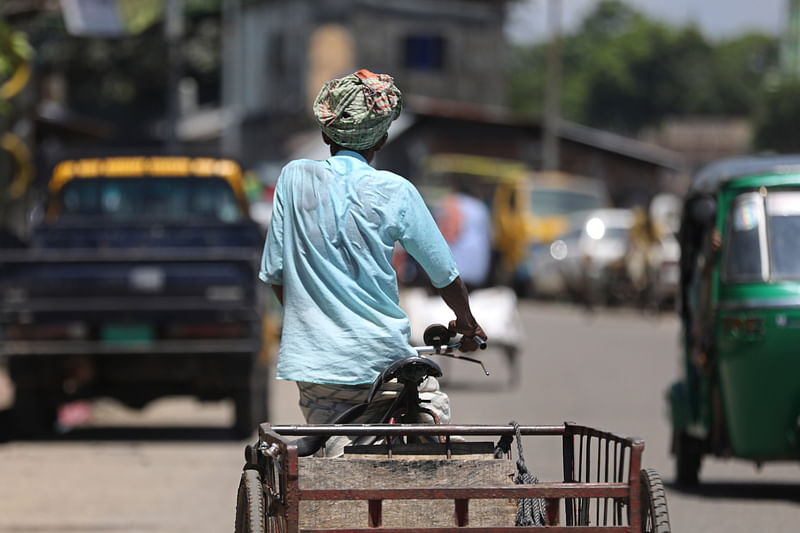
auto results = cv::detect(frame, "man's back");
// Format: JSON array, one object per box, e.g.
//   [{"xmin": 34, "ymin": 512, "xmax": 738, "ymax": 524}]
[{"xmin": 260, "ymin": 151, "xmax": 458, "ymax": 385}]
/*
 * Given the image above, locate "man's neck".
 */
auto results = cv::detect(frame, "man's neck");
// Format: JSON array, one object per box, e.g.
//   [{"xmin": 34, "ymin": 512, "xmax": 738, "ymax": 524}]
[{"xmin": 331, "ymin": 146, "xmax": 375, "ymax": 164}]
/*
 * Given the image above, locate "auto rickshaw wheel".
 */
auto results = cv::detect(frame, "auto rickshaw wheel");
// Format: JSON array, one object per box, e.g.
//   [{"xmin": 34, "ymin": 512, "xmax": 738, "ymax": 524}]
[
  {"xmin": 639, "ymin": 468, "xmax": 670, "ymax": 533},
  {"xmin": 234, "ymin": 469, "xmax": 266, "ymax": 533},
  {"xmin": 674, "ymin": 431, "xmax": 702, "ymax": 486}
]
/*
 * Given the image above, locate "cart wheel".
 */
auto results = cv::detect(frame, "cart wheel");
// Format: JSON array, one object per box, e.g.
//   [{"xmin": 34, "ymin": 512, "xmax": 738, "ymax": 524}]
[
  {"xmin": 674, "ymin": 431, "xmax": 702, "ymax": 486},
  {"xmin": 235, "ymin": 470, "xmax": 266, "ymax": 533},
  {"xmin": 639, "ymin": 468, "xmax": 670, "ymax": 533}
]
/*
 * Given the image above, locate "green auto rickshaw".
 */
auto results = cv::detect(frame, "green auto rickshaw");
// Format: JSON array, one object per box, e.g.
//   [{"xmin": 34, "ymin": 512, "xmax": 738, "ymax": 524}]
[{"xmin": 668, "ymin": 155, "xmax": 800, "ymax": 485}]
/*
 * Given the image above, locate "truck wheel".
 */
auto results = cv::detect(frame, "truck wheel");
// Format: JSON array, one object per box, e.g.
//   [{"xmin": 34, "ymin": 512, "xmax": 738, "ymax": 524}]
[
  {"xmin": 234, "ymin": 469, "xmax": 266, "ymax": 533},
  {"xmin": 674, "ymin": 431, "xmax": 702, "ymax": 486},
  {"xmin": 10, "ymin": 388, "xmax": 56, "ymax": 439},
  {"xmin": 640, "ymin": 468, "xmax": 670, "ymax": 533},
  {"xmin": 234, "ymin": 365, "xmax": 268, "ymax": 439}
]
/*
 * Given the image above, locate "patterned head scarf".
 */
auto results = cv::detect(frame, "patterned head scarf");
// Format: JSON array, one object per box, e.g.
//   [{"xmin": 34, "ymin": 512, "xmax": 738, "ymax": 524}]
[{"xmin": 313, "ymin": 69, "xmax": 403, "ymax": 151}]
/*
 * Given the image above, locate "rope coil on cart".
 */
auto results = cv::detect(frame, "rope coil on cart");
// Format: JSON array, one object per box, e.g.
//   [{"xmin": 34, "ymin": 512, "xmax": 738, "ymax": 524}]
[{"xmin": 508, "ymin": 420, "xmax": 548, "ymax": 526}]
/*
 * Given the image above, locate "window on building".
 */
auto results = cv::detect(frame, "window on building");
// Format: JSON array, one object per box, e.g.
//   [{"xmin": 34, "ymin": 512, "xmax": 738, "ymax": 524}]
[{"xmin": 404, "ymin": 34, "xmax": 445, "ymax": 71}]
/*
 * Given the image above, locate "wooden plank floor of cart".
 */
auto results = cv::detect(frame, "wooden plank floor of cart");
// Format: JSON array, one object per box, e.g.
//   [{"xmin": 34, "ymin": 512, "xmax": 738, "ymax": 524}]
[{"xmin": 297, "ymin": 441, "xmax": 518, "ymax": 529}]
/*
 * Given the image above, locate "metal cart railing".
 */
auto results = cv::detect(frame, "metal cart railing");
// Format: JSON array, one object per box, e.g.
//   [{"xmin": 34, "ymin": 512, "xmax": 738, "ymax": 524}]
[{"xmin": 235, "ymin": 421, "xmax": 670, "ymax": 532}]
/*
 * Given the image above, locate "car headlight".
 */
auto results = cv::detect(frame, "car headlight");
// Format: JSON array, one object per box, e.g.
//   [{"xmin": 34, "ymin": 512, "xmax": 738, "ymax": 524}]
[
  {"xmin": 586, "ymin": 217, "xmax": 606, "ymax": 240},
  {"xmin": 550, "ymin": 240, "xmax": 568, "ymax": 261}
]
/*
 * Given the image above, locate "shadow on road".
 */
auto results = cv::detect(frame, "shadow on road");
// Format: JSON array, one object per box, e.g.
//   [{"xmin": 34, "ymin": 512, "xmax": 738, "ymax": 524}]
[
  {"xmin": 57, "ymin": 425, "xmax": 246, "ymax": 442},
  {"xmin": 2, "ymin": 426, "xmax": 246, "ymax": 442},
  {"xmin": 666, "ymin": 480, "xmax": 800, "ymax": 503},
  {"xmin": 0, "ymin": 412, "xmax": 249, "ymax": 443}
]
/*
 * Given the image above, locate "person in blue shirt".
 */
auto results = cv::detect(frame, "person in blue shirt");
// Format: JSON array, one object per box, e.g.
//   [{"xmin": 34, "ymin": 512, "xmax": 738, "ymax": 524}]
[
  {"xmin": 437, "ymin": 184, "xmax": 493, "ymax": 291},
  {"xmin": 259, "ymin": 69, "xmax": 486, "ymax": 455}
]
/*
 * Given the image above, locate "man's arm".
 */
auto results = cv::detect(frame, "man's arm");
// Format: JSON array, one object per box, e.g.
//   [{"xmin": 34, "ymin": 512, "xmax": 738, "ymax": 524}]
[
  {"xmin": 394, "ymin": 183, "xmax": 486, "ymax": 350},
  {"xmin": 437, "ymin": 276, "xmax": 487, "ymax": 352}
]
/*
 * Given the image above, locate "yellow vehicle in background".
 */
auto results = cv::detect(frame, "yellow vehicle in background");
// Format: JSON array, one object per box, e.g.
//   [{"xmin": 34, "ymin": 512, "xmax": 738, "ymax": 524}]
[
  {"xmin": 1, "ymin": 156, "xmax": 270, "ymax": 438},
  {"xmin": 494, "ymin": 171, "xmax": 611, "ymax": 280},
  {"xmin": 418, "ymin": 153, "xmax": 610, "ymax": 289}
]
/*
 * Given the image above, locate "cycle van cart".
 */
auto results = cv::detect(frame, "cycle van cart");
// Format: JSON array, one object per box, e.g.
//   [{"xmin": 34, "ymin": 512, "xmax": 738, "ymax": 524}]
[
  {"xmin": 235, "ymin": 329, "xmax": 670, "ymax": 532},
  {"xmin": 236, "ymin": 422, "xmax": 669, "ymax": 532}
]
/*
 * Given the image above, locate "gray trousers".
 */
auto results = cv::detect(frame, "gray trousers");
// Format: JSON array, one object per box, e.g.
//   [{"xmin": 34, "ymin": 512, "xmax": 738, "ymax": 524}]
[{"xmin": 296, "ymin": 377, "xmax": 451, "ymax": 457}]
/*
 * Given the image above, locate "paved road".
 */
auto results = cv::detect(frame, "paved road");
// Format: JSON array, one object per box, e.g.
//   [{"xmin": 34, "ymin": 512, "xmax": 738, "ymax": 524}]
[{"xmin": 0, "ymin": 301, "xmax": 797, "ymax": 532}]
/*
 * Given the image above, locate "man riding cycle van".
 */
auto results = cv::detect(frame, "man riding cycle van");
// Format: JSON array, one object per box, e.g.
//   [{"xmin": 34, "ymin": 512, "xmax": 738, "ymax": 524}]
[{"xmin": 258, "ymin": 69, "xmax": 487, "ymax": 456}]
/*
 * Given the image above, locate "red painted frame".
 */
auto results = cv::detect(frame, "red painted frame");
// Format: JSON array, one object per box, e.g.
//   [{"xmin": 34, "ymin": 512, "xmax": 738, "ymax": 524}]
[{"xmin": 252, "ymin": 422, "xmax": 646, "ymax": 532}]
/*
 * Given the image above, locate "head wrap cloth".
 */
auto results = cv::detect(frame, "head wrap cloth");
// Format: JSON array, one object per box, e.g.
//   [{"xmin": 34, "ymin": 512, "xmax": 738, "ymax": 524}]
[{"xmin": 313, "ymin": 69, "xmax": 403, "ymax": 150}]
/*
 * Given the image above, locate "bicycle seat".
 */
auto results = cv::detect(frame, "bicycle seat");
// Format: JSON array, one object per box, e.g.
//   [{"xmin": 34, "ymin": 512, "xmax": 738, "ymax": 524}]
[{"xmin": 366, "ymin": 356, "xmax": 442, "ymax": 404}]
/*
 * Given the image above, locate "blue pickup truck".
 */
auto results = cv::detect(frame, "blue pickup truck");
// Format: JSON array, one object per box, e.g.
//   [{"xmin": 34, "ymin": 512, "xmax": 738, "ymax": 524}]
[{"xmin": 0, "ymin": 156, "xmax": 270, "ymax": 438}]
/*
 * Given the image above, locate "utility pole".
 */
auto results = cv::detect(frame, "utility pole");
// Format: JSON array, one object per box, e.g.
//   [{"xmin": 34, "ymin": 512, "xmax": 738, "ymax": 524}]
[
  {"xmin": 165, "ymin": 0, "xmax": 183, "ymax": 152},
  {"xmin": 221, "ymin": 0, "xmax": 243, "ymax": 158},
  {"xmin": 542, "ymin": 0, "xmax": 562, "ymax": 171}
]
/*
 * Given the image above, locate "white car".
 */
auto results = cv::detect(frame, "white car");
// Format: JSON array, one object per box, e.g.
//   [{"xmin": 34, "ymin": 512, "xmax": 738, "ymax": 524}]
[{"xmin": 529, "ymin": 209, "xmax": 634, "ymax": 302}]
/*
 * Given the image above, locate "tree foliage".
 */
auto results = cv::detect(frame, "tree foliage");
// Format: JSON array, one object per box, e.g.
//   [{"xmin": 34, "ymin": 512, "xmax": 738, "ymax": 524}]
[
  {"xmin": 0, "ymin": 20, "xmax": 34, "ymax": 115},
  {"xmin": 509, "ymin": 0, "xmax": 779, "ymax": 135},
  {"xmin": 752, "ymin": 82, "xmax": 800, "ymax": 152},
  {"xmin": 11, "ymin": 1, "xmax": 228, "ymax": 142}
]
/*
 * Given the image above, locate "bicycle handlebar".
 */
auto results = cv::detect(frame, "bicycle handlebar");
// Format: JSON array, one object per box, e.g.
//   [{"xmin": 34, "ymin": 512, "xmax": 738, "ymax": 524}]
[
  {"xmin": 471, "ymin": 335, "xmax": 488, "ymax": 350},
  {"xmin": 292, "ymin": 328, "xmax": 489, "ymax": 456},
  {"xmin": 412, "ymin": 335, "xmax": 487, "ymax": 355},
  {"xmin": 413, "ymin": 335, "xmax": 490, "ymax": 376}
]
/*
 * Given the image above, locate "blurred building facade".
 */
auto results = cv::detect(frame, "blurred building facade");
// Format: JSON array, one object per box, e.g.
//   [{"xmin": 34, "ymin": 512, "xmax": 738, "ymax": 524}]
[
  {"xmin": 1, "ymin": 0, "xmax": 688, "ymax": 240},
  {"xmin": 233, "ymin": 0, "xmax": 684, "ymax": 205},
  {"xmin": 639, "ymin": 117, "xmax": 751, "ymax": 172},
  {"xmin": 375, "ymin": 97, "xmax": 686, "ymax": 209},
  {"xmin": 229, "ymin": 0, "xmax": 509, "ymax": 165}
]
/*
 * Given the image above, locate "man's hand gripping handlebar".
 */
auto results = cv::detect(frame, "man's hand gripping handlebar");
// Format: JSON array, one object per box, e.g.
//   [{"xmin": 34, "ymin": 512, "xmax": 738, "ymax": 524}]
[
  {"xmin": 448, "ymin": 318, "xmax": 488, "ymax": 353},
  {"xmin": 416, "ymin": 323, "xmax": 489, "ymax": 376}
]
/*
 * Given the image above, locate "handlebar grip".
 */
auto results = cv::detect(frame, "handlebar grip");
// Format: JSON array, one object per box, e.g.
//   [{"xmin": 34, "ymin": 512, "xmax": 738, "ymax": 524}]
[{"xmin": 471, "ymin": 336, "xmax": 487, "ymax": 350}]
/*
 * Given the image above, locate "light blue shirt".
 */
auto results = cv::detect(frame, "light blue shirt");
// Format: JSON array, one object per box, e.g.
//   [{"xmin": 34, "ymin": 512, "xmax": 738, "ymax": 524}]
[{"xmin": 260, "ymin": 151, "xmax": 459, "ymax": 385}]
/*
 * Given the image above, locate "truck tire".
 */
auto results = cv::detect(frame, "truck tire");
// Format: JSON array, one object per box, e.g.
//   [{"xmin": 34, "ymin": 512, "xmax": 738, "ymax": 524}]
[
  {"xmin": 10, "ymin": 387, "xmax": 57, "ymax": 439},
  {"xmin": 234, "ymin": 364, "xmax": 269, "ymax": 439}
]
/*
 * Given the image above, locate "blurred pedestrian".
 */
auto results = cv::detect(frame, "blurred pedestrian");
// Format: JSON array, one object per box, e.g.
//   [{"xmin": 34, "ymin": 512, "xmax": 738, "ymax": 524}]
[
  {"xmin": 626, "ymin": 207, "xmax": 664, "ymax": 310},
  {"xmin": 436, "ymin": 184, "xmax": 492, "ymax": 291}
]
